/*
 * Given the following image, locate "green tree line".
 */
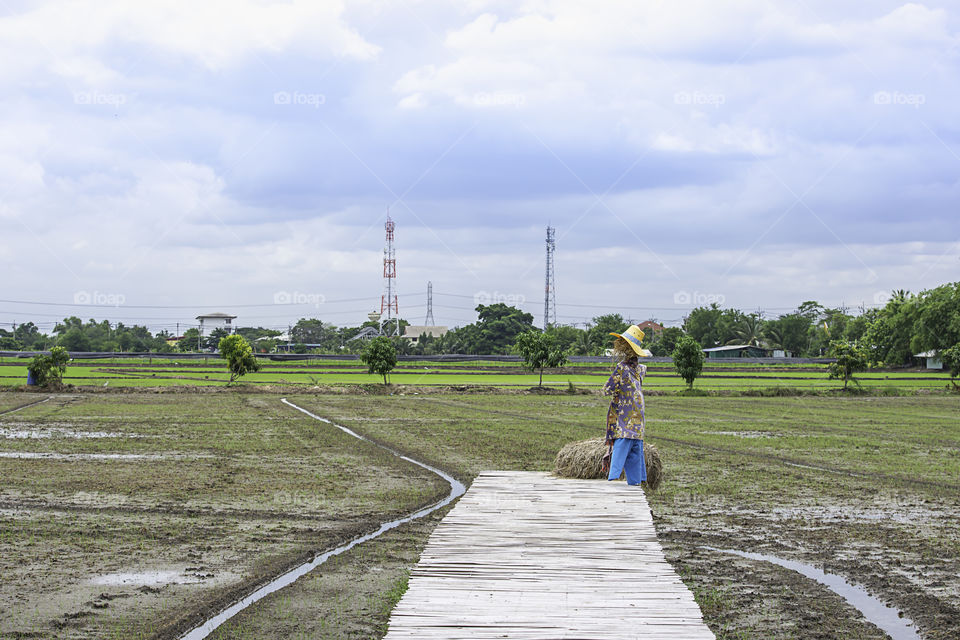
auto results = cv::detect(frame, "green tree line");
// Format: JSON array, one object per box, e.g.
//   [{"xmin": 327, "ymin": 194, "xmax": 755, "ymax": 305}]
[{"xmin": 2, "ymin": 281, "xmax": 958, "ymax": 363}]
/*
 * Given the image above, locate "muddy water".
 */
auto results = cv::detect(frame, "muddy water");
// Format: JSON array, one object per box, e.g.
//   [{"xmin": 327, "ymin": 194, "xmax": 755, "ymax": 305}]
[
  {"xmin": 710, "ymin": 547, "xmax": 922, "ymax": 640},
  {"xmin": 0, "ymin": 426, "xmax": 142, "ymax": 439},
  {"xmin": 0, "ymin": 452, "xmax": 210, "ymax": 460},
  {"xmin": 92, "ymin": 571, "xmax": 203, "ymax": 587},
  {"xmin": 178, "ymin": 398, "xmax": 466, "ymax": 640}
]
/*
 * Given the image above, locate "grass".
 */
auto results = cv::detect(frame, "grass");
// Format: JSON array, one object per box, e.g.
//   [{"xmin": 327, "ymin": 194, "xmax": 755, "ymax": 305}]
[{"xmin": 1, "ymin": 390, "xmax": 958, "ymax": 638}]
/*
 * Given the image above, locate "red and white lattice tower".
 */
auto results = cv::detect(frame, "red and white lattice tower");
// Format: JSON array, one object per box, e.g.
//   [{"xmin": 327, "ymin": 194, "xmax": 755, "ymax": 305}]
[{"xmin": 380, "ymin": 213, "xmax": 399, "ymax": 335}]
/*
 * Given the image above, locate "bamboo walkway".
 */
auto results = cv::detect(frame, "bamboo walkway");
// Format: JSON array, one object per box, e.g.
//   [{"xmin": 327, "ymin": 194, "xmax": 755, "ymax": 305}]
[{"xmin": 384, "ymin": 470, "xmax": 715, "ymax": 639}]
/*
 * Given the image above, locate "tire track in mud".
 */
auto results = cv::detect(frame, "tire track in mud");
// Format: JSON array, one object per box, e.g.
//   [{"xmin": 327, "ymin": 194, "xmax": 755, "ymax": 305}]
[
  {"xmin": 176, "ymin": 398, "xmax": 465, "ymax": 640},
  {"xmin": 418, "ymin": 397, "xmax": 960, "ymax": 492}
]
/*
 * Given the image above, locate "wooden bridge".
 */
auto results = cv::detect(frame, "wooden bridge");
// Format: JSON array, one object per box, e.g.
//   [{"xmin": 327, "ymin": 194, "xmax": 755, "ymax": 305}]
[{"xmin": 384, "ymin": 470, "xmax": 715, "ymax": 639}]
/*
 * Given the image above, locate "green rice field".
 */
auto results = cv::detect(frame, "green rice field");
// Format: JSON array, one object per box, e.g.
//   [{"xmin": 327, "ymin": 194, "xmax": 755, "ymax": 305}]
[{"xmin": 0, "ymin": 356, "xmax": 953, "ymax": 392}]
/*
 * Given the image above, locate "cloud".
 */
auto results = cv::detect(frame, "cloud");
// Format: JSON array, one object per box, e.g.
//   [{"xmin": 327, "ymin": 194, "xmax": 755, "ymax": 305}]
[{"xmin": 0, "ymin": 1, "xmax": 958, "ymax": 331}]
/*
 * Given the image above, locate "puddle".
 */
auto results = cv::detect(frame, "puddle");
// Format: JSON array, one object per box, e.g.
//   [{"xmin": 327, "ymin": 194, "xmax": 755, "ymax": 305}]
[
  {"xmin": 771, "ymin": 505, "xmax": 926, "ymax": 524},
  {"xmin": 0, "ymin": 427, "xmax": 145, "ymax": 439},
  {"xmin": 709, "ymin": 547, "xmax": 921, "ymax": 640},
  {"xmin": 0, "ymin": 452, "xmax": 210, "ymax": 461},
  {"xmin": 91, "ymin": 571, "xmax": 203, "ymax": 587},
  {"xmin": 706, "ymin": 430, "xmax": 778, "ymax": 438},
  {"xmin": 179, "ymin": 398, "xmax": 467, "ymax": 640}
]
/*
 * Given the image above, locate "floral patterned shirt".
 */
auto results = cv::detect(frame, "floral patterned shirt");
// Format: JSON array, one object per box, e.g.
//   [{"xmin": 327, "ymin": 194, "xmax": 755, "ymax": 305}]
[{"xmin": 603, "ymin": 360, "xmax": 646, "ymax": 441}]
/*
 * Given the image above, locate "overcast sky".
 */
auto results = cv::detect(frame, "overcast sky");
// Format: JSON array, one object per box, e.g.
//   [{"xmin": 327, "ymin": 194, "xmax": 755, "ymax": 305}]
[{"xmin": 1, "ymin": 0, "xmax": 958, "ymax": 333}]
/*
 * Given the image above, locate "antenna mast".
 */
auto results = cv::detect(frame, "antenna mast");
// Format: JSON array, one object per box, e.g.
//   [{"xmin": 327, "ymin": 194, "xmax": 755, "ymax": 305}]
[
  {"xmin": 544, "ymin": 225, "xmax": 557, "ymax": 329},
  {"xmin": 380, "ymin": 212, "xmax": 399, "ymax": 335}
]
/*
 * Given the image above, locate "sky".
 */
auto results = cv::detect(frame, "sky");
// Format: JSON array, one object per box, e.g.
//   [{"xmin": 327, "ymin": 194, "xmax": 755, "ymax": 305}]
[{"xmin": 1, "ymin": 0, "xmax": 958, "ymax": 334}]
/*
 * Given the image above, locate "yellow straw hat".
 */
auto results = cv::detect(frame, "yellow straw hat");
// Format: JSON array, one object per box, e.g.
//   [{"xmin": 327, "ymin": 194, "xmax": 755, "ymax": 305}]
[{"xmin": 609, "ymin": 325, "xmax": 653, "ymax": 357}]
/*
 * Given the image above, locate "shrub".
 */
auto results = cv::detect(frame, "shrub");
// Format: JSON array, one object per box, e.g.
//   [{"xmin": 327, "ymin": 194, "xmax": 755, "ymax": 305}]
[
  {"xmin": 361, "ymin": 336, "xmax": 398, "ymax": 385},
  {"xmin": 27, "ymin": 346, "xmax": 70, "ymax": 387},
  {"xmin": 827, "ymin": 340, "xmax": 868, "ymax": 389},
  {"xmin": 218, "ymin": 334, "xmax": 261, "ymax": 383},
  {"xmin": 513, "ymin": 330, "xmax": 568, "ymax": 386},
  {"xmin": 941, "ymin": 344, "xmax": 960, "ymax": 390},
  {"xmin": 672, "ymin": 336, "xmax": 705, "ymax": 389}
]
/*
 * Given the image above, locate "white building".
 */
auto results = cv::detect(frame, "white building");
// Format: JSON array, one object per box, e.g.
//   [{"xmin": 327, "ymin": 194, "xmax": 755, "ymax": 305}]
[
  {"xmin": 914, "ymin": 350, "xmax": 943, "ymax": 370},
  {"xmin": 403, "ymin": 325, "xmax": 448, "ymax": 344},
  {"xmin": 196, "ymin": 312, "xmax": 237, "ymax": 337}
]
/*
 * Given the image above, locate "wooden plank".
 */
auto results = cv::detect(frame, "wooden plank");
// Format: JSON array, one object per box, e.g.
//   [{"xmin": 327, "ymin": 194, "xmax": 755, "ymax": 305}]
[{"xmin": 384, "ymin": 471, "xmax": 715, "ymax": 639}]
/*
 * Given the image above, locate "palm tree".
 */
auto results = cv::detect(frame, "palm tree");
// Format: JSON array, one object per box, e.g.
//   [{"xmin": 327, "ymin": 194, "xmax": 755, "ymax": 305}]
[
  {"xmin": 727, "ymin": 315, "xmax": 764, "ymax": 347},
  {"xmin": 571, "ymin": 331, "xmax": 593, "ymax": 356},
  {"xmin": 763, "ymin": 325, "xmax": 785, "ymax": 351}
]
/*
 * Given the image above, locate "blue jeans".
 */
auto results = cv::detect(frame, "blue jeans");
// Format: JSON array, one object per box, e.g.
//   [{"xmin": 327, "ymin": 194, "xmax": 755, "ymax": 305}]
[{"xmin": 607, "ymin": 438, "xmax": 646, "ymax": 485}]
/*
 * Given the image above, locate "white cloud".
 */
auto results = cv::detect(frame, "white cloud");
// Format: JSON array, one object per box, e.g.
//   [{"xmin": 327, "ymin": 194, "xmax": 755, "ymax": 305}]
[
  {"xmin": 0, "ymin": 0, "xmax": 380, "ymax": 79},
  {"xmin": 0, "ymin": 1, "xmax": 958, "ymax": 331}
]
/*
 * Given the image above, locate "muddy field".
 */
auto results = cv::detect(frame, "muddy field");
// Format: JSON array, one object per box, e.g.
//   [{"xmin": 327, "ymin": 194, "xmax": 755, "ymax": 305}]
[
  {"xmin": 0, "ymin": 393, "xmax": 447, "ymax": 639},
  {"xmin": 1, "ymin": 390, "xmax": 958, "ymax": 639}
]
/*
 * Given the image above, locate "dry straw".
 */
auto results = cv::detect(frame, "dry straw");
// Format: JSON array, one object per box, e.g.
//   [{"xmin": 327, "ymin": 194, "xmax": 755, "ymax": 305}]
[{"xmin": 554, "ymin": 437, "xmax": 663, "ymax": 490}]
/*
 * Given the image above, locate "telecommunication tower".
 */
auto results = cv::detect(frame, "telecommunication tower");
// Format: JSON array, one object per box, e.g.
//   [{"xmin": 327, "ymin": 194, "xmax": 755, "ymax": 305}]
[
  {"xmin": 381, "ymin": 213, "xmax": 399, "ymax": 335},
  {"xmin": 543, "ymin": 225, "xmax": 557, "ymax": 329},
  {"xmin": 425, "ymin": 281, "xmax": 435, "ymax": 326}
]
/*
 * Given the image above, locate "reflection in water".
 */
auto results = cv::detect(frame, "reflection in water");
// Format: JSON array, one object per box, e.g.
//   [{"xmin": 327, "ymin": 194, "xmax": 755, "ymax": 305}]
[{"xmin": 708, "ymin": 547, "xmax": 921, "ymax": 640}]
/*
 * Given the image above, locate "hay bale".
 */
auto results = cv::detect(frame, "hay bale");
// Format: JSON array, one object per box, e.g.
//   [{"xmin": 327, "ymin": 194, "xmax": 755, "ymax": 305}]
[{"xmin": 554, "ymin": 437, "xmax": 663, "ymax": 490}]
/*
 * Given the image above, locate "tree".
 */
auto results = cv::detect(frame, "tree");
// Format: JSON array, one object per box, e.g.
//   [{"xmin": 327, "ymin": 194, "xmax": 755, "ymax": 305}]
[
  {"xmin": 764, "ymin": 324, "xmax": 785, "ymax": 351},
  {"xmin": 728, "ymin": 314, "xmax": 764, "ymax": 347},
  {"xmin": 179, "ymin": 328, "xmax": 201, "ymax": 352},
  {"xmin": 58, "ymin": 326, "xmax": 92, "ymax": 351},
  {"xmin": 0, "ymin": 329, "xmax": 18, "ymax": 350},
  {"xmin": 860, "ymin": 292, "xmax": 917, "ymax": 366},
  {"xmin": 218, "ymin": 334, "xmax": 261, "ymax": 384},
  {"xmin": 360, "ymin": 336, "xmax": 398, "ymax": 384},
  {"xmin": 648, "ymin": 326, "xmax": 684, "ymax": 357},
  {"xmin": 513, "ymin": 330, "xmax": 568, "ymax": 386},
  {"xmin": 586, "ymin": 314, "xmax": 629, "ymax": 352},
  {"xmin": 910, "ymin": 282, "xmax": 960, "ymax": 356},
  {"xmin": 27, "ymin": 346, "xmax": 70, "ymax": 387},
  {"xmin": 443, "ymin": 304, "xmax": 535, "ymax": 355},
  {"xmin": 810, "ymin": 308, "xmax": 852, "ymax": 356},
  {"xmin": 207, "ymin": 327, "xmax": 231, "ymax": 350},
  {"xmin": 843, "ymin": 309, "xmax": 877, "ymax": 344},
  {"xmin": 796, "ymin": 300, "xmax": 825, "ymax": 322},
  {"xmin": 764, "ymin": 313, "xmax": 812, "ymax": 356},
  {"xmin": 13, "ymin": 322, "xmax": 48, "ymax": 350},
  {"xmin": 682, "ymin": 305, "xmax": 745, "ymax": 348},
  {"xmin": 672, "ymin": 336, "xmax": 705, "ymax": 390},
  {"xmin": 546, "ymin": 325, "xmax": 585, "ymax": 354},
  {"xmin": 940, "ymin": 344, "xmax": 960, "ymax": 390},
  {"xmin": 290, "ymin": 318, "xmax": 344, "ymax": 350},
  {"xmin": 827, "ymin": 340, "xmax": 868, "ymax": 389}
]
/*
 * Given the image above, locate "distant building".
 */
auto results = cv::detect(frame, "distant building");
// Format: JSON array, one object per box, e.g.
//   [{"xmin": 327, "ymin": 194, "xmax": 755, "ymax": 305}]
[
  {"xmin": 196, "ymin": 313, "xmax": 236, "ymax": 336},
  {"xmin": 636, "ymin": 320, "xmax": 665, "ymax": 335},
  {"xmin": 349, "ymin": 326, "xmax": 382, "ymax": 342},
  {"xmin": 703, "ymin": 344, "xmax": 768, "ymax": 359},
  {"xmin": 914, "ymin": 350, "xmax": 943, "ymax": 370},
  {"xmin": 403, "ymin": 325, "xmax": 448, "ymax": 344},
  {"xmin": 165, "ymin": 336, "xmax": 184, "ymax": 346}
]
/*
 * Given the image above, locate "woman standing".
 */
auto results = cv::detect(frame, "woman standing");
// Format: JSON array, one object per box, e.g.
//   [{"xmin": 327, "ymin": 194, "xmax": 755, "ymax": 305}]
[{"xmin": 603, "ymin": 325, "xmax": 652, "ymax": 486}]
